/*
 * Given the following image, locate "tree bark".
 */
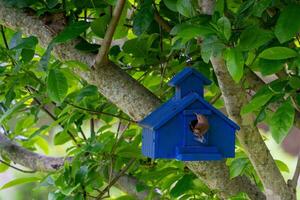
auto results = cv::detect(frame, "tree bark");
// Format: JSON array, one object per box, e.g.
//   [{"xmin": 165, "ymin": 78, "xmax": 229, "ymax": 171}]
[{"xmin": 210, "ymin": 56, "xmax": 294, "ymax": 200}]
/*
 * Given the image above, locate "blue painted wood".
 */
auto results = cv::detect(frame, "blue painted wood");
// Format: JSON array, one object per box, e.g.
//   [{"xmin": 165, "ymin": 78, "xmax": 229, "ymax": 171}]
[
  {"xmin": 183, "ymin": 109, "xmax": 212, "ymax": 115},
  {"xmin": 139, "ymin": 67, "xmax": 240, "ymax": 161}
]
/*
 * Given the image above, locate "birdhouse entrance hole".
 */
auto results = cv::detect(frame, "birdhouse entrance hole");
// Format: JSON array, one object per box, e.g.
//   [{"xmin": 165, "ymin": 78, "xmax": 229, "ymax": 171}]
[{"xmin": 183, "ymin": 109, "xmax": 211, "ymax": 147}]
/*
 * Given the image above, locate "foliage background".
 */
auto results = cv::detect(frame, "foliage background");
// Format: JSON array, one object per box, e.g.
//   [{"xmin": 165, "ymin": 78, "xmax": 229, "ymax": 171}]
[{"xmin": 0, "ymin": 0, "xmax": 299, "ymax": 199}]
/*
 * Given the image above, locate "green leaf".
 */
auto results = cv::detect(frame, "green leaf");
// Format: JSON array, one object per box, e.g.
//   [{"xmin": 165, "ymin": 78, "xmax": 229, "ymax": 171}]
[
  {"xmin": 289, "ymin": 76, "xmax": 300, "ymax": 89},
  {"xmin": 21, "ymin": 49, "xmax": 35, "ymax": 63},
  {"xmin": 176, "ymin": 0, "xmax": 196, "ymax": 17},
  {"xmin": 270, "ymin": 100, "xmax": 295, "ymax": 143},
  {"xmin": 217, "ymin": 16, "xmax": 231, "ymax": 40},
  {"xmin": 0, "ymin": 162, "xmax": 10, "ymax": 173},
  {"xmin": 72, "ymin": 0, "xmax": 106, "ymax": 8},
  {"xmin": 76, "ymin": 85, "xmax": 98, "ymax": 101},
  {"xmin": 251, "ymin": 59, "xmax": 284, "ymax": 76},
  {"xmin": 35, "ymin": 137, "xmax": 49, "ymax": 154},
  {"xmin": 60, "ymin": 183, "xmax": 80, "ymax": 196},
  {"xmin": 170, "ymin": 24, "xmax": 214, "ymax": 39},
  {"xmin": 275, "ymin": 4, "xmax": 300, "ymax": 43},
  {"xmin": 241, "ymin": 92, "xmax": 273, "ymax": 115},
  {"xmin": 114, "ymin": 196, "xmax": 135, "ymax": 200},
  {"xmin": 229, "ymin": 158, "xmax": 249, "ymax": 178},
  {"xmin": 75, "ymin": 166, "xmax": 88, "ymax": 184},
  {"xmin": 133, "ymin": 0, "xmax": 154, "ymax": 35},
  {"xmin": 225, "ymin": 48, "xmax": 244, "ymax": 83},
  {"xmin": 258, "ymin": 47, "xmax": 298, "ymax": 60},
  {"xmin": 0, "ymin": 177, "xmax": 40, "ymax": 190},
  {"xmin": 54, "ymin": 131, "xmax": 70, "ymax": 145},
  {"xmin": 53, "ymin": 21, "xmax": 90, "ymax": 43},
  {"xmin": 164, "ymin": 0, "xmax": 177, "ymax": 11},
  {"xmin": 28, "ymin": 125, "xmax": 49, "ymax": 140},
  {"xmin": 201, "ymin": 36, "xmax": 225, "ymax": 63},
  {"xmin": 39, "ymin": 42, "xmax": 55, "ymax": 70},
  {"xmin": 12, "ymin": 36, "xmax": 38, "ymax": 50},
  {"xmin": 46, "ymin": 0, "xmax": 59, "ymax": 8},
  {"xmin": 91, "ymin": 16, "xmax": 110, "ymax": 38},
  {"xmin": 275, "ymin": 160, "xmax": 289, "ymax": 173},
  {"xmin": 252, "ymin": 0, "xmax": 272, "ymax": 17},
  {"xmin": 74, "ymin": 39, "xmax": 100, "ymax": 53},
  {"xmin": 47, "ymin": 69, "xmax": 68, "ymax": 103},
  {"xmin": 0, "ymin": 95, "xmax": 34, "ymax": 124},
  {"xmin": 170, "ymin": 174, "xmax": 194, "ymax": 197},
  {"xmin": 238, "ymin": 27, "xmax": 273, "ymax": 51}
]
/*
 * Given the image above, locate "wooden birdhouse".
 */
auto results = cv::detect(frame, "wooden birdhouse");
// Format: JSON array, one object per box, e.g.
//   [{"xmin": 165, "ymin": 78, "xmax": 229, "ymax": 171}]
[{"xmin": 139, "ymin": 67, "xmax": 240, "ymax": 161}]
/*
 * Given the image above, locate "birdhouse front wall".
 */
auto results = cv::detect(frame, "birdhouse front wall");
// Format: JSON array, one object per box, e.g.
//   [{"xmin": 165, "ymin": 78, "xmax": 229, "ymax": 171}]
[
  {"xmin": 155, "ymin": 115, "xmax": 184, "ymax": 158},
  {"xmin": 207, "ymin": 115, "xmax": 235, "ymax": 157},
  {"xmin": 183, "ymin": 100, "xmax": 235, "ymax": 158}
]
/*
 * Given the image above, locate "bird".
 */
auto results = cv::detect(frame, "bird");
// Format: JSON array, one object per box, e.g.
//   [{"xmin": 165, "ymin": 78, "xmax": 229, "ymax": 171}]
[{"xmin": 189, "ymin": 113, "xmax": 209, "ymax": 143}]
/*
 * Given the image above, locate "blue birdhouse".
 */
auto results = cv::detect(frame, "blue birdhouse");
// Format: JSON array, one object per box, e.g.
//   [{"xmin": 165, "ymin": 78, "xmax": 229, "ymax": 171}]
[{"xmin": 139, "ymin": 67, "xmax": 240, "ymax": 161}]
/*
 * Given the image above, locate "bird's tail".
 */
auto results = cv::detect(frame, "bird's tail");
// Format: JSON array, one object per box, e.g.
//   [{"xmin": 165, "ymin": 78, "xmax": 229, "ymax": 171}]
[{"xmin": 195, "ymin": 136, "xmax": 206, "ymax": 143}]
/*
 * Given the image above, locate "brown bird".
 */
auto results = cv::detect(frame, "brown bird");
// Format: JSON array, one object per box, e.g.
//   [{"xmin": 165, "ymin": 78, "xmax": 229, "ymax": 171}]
[{"xmin": 189, "ymin": 114, "xmax": 209, "ymax": 143}]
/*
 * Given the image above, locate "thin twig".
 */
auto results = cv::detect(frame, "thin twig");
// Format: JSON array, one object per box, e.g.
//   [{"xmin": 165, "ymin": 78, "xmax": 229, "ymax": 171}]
[
  {"xmin": 0, "ymin": 25, "xmax": 9, "ymax": 49},
  {"xmin": 153, "ymin": 4, "xmax": 171, "ymax": 32},
  {"xmin": 78, "ymin": 126, "xmax": 87, "ymax": 141},
  {"xmin": 209, "ymin": 92, "xmax": 222, "ymax": 105},
  {"xmin": 95, "ymin": 0, "xmax": 126, "ymax": 65},
  {"xmin": 25, "ymin": 87, "xmax": 79, "ymax": 145},
  {"xmin": 66, "ymin": 102, "xmax": 136, "ymax": 123},
  {"xmin": 96, "ymin": 158, "xmax": 136, "ymax": 199},
  {"xmin": 90, "ymin": 118, "xmax": 95, "ymax": 138},
  {"xmin": 0, "ymin": 159, "xmax": 36, "ymax": 173}
]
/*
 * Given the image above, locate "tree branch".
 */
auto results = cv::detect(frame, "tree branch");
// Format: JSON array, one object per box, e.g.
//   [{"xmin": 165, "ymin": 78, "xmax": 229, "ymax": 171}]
[
  {"xmin": 0, "ymin": 133, "xmax": 67, "ymax": 172},
  {"xmin": 0, "ymin": 158, "xmax": 36, "ymax": 173},
  {"xmin": 95, "ymin": 0, "xmax": 126, "ymax": 65},
  {"xmin": 153, "ymin": 6, "xmax": 172, "ymax": 32},
  {"xmin": 199, "ymin": 1, "xmax": 294, "ymax": 199},
  {"xmin": 210, "ymin": 56, "xmax": 293, "ymax": 199},
  {"xmin": 187, "ymin": 161, "xmax": 265, "ymax": 200},
  {"xmin": 0, "ymin": 132, "xmax": 159, "ymax": 199}
]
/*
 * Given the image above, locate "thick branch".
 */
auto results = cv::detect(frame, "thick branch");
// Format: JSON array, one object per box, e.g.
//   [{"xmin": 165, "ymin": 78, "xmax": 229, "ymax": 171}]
[
  {"xmin": 210, "ymin": 56, "xmax": 293, "ymax": 200},
  {"xmin": 187, "ymin": 161, "xmax": 265, "ymax": 200},
  {"xmin": 95, "ymin": 0, "xmax": 126, "ymax": 65},
  {"xmin": 0, "ymin": 0, "xmax": 160, "ymax": 121},
  {"xmin": 0, "ymin": 133, "xmax": 66, "ymax": 172},
  {"xmin": 0, "ymin": 1, "xmax": 264, "ymax": 199},
  {"xmin": 198, "ymin": 0, "xmax": 294, "ymax": 199},
  {"xmin": 0, "ymin": 132, "xmax": 158, "ymax": 199}
]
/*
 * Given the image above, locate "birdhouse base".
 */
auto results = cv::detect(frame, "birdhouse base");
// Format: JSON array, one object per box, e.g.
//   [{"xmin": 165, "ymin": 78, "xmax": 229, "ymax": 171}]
[
  {"xmin": 176, "ymin": 146, "xmax": 222, "ymax": 161},
  {"xmin": 176, "ymin": 153, "xmax": 222, "ymax": 161}
]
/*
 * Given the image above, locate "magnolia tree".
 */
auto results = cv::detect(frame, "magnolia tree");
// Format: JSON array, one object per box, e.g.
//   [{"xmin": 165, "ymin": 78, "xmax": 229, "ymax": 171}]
[{"xmin": 0, "ymin": 0, "xmax": 299, "ymax": 199}]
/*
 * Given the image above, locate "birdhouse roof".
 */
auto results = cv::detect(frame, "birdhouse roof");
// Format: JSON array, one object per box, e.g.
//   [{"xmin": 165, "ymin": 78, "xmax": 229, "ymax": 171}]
[
  {"xmin": 168, "ymin": 67, "xmax": 212, "ymax": 87},
  {"xmin": 139, "ymin": 93, "xmax": 240, "ymax": 131}
]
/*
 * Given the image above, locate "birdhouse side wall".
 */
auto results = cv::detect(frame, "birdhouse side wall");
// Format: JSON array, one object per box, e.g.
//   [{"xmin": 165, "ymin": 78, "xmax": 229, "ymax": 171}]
[
  {"xmin": 142, "ymin": 128, "xmax": 156, "ymax": 158},
  {"xmin": 175, "ymin": 76, "xmax": 204, "ymax": 99},
  {"xmin": 207, "ymin": 114, "xmax": 235, "ymax": 157},
  {"xmin": 156, "ymin": 115, "xmax": 184, "ymax": 158}
]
